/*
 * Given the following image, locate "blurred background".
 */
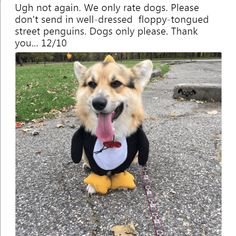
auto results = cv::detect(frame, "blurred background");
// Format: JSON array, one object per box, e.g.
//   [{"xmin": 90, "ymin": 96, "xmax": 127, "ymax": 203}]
[{"xmin": 16, "ymin": 52, "xmax": 221, "ymax": 65}]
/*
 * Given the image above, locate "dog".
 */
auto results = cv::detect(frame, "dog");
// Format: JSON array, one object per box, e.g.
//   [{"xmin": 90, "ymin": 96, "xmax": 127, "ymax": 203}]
[{"xmin": 71, "ymin": 55, "xmax": 153, "ymax": 194}]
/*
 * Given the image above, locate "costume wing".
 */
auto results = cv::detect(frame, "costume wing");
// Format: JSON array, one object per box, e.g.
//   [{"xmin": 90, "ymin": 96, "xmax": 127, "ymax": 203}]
[
  {"xmin": 137, "ymin": 127, "xmax": 149, "ymax": 166},
  {"xmin": 71, "ymin": 126, "xmax": 84, "ymax": 163}
]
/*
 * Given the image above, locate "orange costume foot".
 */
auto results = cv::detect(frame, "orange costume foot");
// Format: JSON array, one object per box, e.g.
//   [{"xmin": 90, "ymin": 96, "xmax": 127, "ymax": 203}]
[
  {"xmin": 111, "ymin": 171, "xmax": 136, "ymax": 190},
  {"xmin": 84, "ymin": 173, "xmax": 111, "ymax": 194}
]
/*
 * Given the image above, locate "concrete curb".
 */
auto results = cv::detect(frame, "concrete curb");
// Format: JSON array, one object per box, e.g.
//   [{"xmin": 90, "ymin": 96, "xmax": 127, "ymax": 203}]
[
  {"xmin": 173, "ymin": 83, "xmax": 221, "ymax": 102},
  {"xmin": 160, "ymin": 59, "xmax": 221, "ymax": 65}
]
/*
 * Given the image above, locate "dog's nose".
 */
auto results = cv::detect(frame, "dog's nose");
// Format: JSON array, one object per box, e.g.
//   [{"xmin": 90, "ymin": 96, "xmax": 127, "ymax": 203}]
[{"xmin": 92, "ymin": 97, "xmax": 107, "ymax": 111}]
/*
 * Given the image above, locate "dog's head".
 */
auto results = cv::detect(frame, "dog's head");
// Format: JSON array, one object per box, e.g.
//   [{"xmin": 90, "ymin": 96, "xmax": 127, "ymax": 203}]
[{"xmin": 74, "ymin": 58, "xmax": 153, "ymax": 141}]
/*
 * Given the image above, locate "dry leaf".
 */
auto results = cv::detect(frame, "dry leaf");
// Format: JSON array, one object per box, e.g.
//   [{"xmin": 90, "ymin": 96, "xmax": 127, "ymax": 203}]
[
  {"xmin": 47, "ymin": 90, "xmax": 56, "ymax": 94},
  {"xmin": 50, "ymin": 109, "xmax": 60, "ymax": 113},
  {"xmin": 170, "ymin": 112, "xmax": 177, "ymax": 117},
  {"xmin": 145, "ymin": 115, "xmax": 159, "ymax": 121},
  {"xmin": 32, "ymin": 118, "xmax": 45, "ymax": 123},
  {"xmin": 177, "ymin": 97, "xmax": 186, "ymax": 101},
  {"xmin": 111, "ymin": 223, "xmax": 137, "ymax": 236},
  {"xmin": 61, "ymin": 107, "xmax": 68, "ymax": 112},
  {"xmin": 16, "ymin": 122, "xmax": 24, "ymax": 128},
  {"xmin": 56, "ymin": 124, "xmax": 64, "ymax": 128},
  {"xmin": 196, "ymin": 100, "xmax": 204, "ymax": 104},
  {"xmin": 207, "ymin": 110, "xmax": 218, "ymax": 115},
  {"xmin": 22, "ymin": 128, "xmax": 31, "ymax": 133}
]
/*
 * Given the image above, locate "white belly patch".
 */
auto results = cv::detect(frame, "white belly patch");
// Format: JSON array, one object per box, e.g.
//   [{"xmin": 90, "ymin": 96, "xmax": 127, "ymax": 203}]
[{"xmin": 93, "ymin": 137, "xmax": 127, "ymax": 170}]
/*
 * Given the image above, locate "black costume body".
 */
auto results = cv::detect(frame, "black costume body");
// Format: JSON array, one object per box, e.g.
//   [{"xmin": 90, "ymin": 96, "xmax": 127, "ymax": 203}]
[{"xmin": 71, "ymin": 126, "xmax": 149, "ymax": 176}]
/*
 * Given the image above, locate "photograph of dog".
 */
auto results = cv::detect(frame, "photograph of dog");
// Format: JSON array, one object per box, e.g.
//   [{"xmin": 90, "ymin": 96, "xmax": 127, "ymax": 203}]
[
  {"xmin": 71, "ymin": 55, "xmax": 153, "ymax": 194},
  {"xmin": 16, "ymin": 53, "xmax": 221, "ymax": 235}
]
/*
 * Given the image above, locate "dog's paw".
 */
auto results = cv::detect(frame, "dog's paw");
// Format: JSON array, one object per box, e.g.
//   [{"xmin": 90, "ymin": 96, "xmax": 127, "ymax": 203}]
[
  {"xmin": 86, "ymin": 184, "xmax": 96, "ymax": 195},
  {"xmin": 131, "ymin": 156, "xmax": 138, "ymax": 165},
  {"xmin": 83, "ymin": 163, "xmax": 91, "ymax": 173}
]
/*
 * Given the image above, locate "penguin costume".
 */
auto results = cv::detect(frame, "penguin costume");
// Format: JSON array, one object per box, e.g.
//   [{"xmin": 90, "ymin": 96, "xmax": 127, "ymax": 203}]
[{"xmin": 71, "ymin": 55, "xmax": 150, "ymax": 194}]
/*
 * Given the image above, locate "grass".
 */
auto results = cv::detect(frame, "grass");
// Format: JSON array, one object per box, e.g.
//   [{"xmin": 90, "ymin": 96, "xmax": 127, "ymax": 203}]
[
  {"xmin": 160, "ymin": 64, "xmax": 170, "ymax": 76},
  {"xmin": 16, "ymin": 60, "xmax": 169, "ymax": 122}
]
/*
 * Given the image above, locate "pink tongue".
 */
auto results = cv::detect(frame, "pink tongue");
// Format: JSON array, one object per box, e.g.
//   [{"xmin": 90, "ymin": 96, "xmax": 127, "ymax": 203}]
[{"xmin": 96, "ymin": 113, "xmax": 114, "ymax": 142}]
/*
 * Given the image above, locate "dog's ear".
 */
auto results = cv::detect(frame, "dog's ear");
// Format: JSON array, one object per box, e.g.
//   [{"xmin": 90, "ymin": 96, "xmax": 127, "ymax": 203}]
[
  {"xmin": 74, "ymin": 61, "xmax": 87, "ymax": 82},
  {"xmin": 132, "ymin": 60, "xmax": 153, "ymax": 88}
]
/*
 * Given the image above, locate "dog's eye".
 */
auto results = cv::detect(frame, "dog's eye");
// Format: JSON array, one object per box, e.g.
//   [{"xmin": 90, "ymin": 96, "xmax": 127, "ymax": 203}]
[
  {"xmin": 87, "ymin": 81, "xmax": 97, "ymax": 89},
  {"xmin": 111, "ymin": 80, "xmax": 123, "ymax": 88}
]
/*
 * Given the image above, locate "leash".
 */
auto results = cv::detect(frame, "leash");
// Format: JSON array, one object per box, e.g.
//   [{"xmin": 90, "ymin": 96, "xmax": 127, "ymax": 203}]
[{"xmin": 141, "ymin": 166, "xmax": 165, "ymax": 236}]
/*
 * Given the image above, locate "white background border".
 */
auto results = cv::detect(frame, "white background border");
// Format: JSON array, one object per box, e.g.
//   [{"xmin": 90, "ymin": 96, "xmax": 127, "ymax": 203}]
[{"xmin": 1, "ymin": 0, "xmax": 236, "ymax": 235}]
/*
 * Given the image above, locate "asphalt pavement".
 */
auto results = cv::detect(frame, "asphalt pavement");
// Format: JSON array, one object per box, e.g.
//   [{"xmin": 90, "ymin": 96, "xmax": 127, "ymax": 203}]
[{"xmin": 16, "ymin": 61, "xmax": 221, "ymax": 236}]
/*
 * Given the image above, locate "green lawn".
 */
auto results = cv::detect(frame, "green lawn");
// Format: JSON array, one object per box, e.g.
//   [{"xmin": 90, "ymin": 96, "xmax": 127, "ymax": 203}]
[{"xmin": 16, "ymin": 60, "xmax": 169, "ymax": 121}]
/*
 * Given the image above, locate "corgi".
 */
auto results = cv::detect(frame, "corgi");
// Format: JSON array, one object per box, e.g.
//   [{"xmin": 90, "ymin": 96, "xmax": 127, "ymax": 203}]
[{"xmin": 71, "ymin": 56, "xmax": 153, "ymax": 194}]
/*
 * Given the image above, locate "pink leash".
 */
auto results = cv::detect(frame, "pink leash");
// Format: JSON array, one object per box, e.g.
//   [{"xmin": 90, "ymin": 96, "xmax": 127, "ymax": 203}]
[{"xmin": 141, "ymin": 166, "xmax": 165, "ymax": 236}]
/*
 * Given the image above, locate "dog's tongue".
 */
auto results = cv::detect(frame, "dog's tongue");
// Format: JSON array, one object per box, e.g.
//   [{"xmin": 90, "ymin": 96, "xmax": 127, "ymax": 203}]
[{"xmin": 96, "ymin": 113, "xmax": 114, "ymax": 142}]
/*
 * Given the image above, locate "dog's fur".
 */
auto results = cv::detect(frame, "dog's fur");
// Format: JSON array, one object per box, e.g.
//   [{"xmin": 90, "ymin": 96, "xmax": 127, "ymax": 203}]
[{"xmin": 74, "ymin": 59, "xmax": 153, "ymax": 193}]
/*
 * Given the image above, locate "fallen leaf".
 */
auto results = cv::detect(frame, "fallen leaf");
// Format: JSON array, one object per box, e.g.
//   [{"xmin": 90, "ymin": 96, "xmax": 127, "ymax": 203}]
[
  {"xmin": 35, "ymin": 122, "xmax": 45, "ymax": 127},
  {"xmin": 111, "ymin": 223, "xmax": 137, "ymax": 236},
  {"xmin": 61, "ymin": 107, "xmax": 68, "ymax": 112},
  {"xmin": 26, "ymin": 83, "xmax": 33, "ymax": 89},
  {"xmin": 56, "ymin": 124, "xmax": 64, "ymax": 128},
  {"xmin": 16, "ymin": 122, "xmax": 24, "ymax": 128},
  {"xmin": 145, "ymin": 115, "xmax": 159, "ymax": 121},
  {"xmin": 22, "ymin": 128, "xmax": 31, "ymax": 133},
  {"xmin": 177, "ymin": 97, "xmax": 186, "ymax": 101},
  {"xmin": 170, "ymin": 112, "xmax": 177, "ymax": 117},
  {"xmin": 47, "ymin": 90, "xmax": 56, "ymax": 94},
  {"xmin": 50, "ymin": 109, "xmax": 60, "ymax": 113},
  {"xmin": 32, "ymin": 118, "xmax": 44, "ymax": 123},
  {"xmin": 196, "ymin": 100, "xmax": 204, "ymax": 104},
  {"xmin": 207, "ymin": 110, "xmax": 218, "ymax": 115}
]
